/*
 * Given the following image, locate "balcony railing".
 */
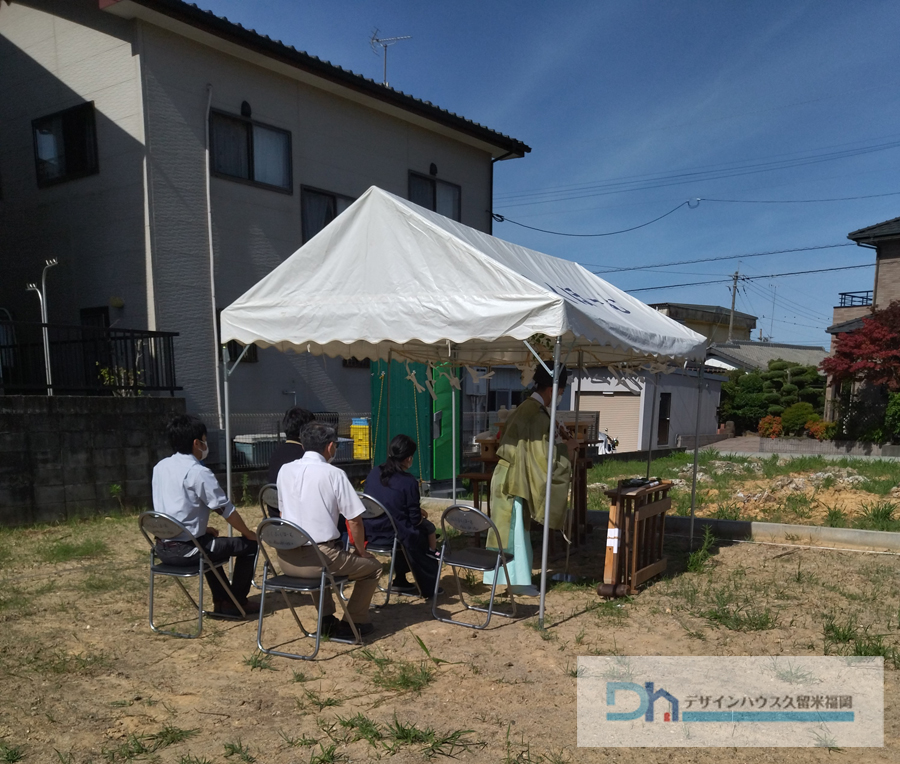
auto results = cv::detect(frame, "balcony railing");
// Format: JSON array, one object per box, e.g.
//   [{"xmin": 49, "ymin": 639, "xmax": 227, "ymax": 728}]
[
  {"xmin": 0, "ymin": 321, "xmax": 180, "ymax": 395},
  {"xmin": 838, "ymin": 291, "xmax": 873, "ymax": 307}
]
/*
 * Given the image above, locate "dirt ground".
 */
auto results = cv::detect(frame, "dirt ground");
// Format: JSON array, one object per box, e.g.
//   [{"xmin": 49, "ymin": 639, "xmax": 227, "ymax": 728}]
[{"xmin": 1, "ymin": 505, "xmax": 900, "ymax": 764}]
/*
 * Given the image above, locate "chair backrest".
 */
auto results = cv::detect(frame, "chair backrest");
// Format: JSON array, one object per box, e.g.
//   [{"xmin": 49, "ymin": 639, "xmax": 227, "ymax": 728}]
[
  {"xmin": 256, "ymin": 517, "xmax": 332, "ymax": 574},
  {"xmin": 259, "ymin": 483, "xmax": 278, "ymax": 512},
  {"xmin": 358, "ymin": 493, "xmax": 386, "ymax": 519},
  {"xmin": 139, "ymin": 511, "xmax": 191, "ymax": 545},
  {"xmin": 441, "ymin": 504, "xmax": 494, "ymax": 536}
]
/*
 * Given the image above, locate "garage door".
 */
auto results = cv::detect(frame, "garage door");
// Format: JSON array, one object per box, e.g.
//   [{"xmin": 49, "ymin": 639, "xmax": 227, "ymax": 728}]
[{"xmin": 577, "ymin": 392, "xmax": 642, "ymax": 452}]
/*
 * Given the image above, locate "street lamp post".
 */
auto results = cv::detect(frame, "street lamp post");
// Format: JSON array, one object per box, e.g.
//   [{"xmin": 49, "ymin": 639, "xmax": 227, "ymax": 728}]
[{"xmin": 25, "ymin": 258, "xmax": 58, "ymax": 396}]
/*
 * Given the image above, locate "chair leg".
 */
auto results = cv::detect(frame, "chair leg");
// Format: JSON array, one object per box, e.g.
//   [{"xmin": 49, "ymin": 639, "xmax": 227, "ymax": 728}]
[
  {"xmin": 148, "ymin": 558, "xmax": 203, "ymax": 640},
  {"xmin": 257, "ymin": 576, "xmax": 323, "ymax": 661}
]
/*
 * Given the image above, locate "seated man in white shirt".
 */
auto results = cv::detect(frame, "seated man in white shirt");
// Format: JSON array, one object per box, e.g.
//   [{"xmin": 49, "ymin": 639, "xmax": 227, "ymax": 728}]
[
  {"xmin": 276, "ymin": 421, "xmax": 381, "ymax": 638},
  {"xmin": 151, "ymin": 414, "xmax": 259, "ymax": 618}
]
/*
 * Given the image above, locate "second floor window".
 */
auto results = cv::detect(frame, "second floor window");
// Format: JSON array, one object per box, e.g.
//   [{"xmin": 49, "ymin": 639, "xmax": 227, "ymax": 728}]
[
  {"xmin": 301, "ymin": 187, "xmax": 353, "ymax": 242},
  {"xmin": 33, "ymin": 102, "xmax": 99, "ymax": 187},
  {"xmin": 409, "ymin": 173, "xmax": 461, "ymax": 221},
  {"xmin": 210, "ymin": 111, "xmax": 291, "ymax": 191}
]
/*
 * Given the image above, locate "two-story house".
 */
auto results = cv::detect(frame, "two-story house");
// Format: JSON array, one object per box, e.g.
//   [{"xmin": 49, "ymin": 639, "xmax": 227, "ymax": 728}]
[{"xmin": 0, "ymin": 0, "xmax": 529, "ymax": 428}]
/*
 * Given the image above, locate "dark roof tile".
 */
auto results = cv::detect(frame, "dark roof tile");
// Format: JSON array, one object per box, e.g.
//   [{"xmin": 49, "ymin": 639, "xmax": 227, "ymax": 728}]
[{"xmin": 848, "ymin": 215, "xmax": 900, "ymax": 241}]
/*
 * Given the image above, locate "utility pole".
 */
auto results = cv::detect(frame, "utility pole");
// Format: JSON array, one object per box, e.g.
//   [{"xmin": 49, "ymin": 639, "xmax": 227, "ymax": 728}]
[{"xmin": 727, "ymin": 270, "xmax": 739, "ymax": 343}]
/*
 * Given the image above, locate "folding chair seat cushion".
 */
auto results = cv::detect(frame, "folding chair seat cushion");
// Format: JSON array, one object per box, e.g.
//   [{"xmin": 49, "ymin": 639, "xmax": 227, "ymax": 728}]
[
  {"xmin": 263, "ymin": 573, "xmax": 350, "ymax": 592},
  {"xmin": 149, "ymin": 560, "xmax": 226, "ymax": 577},
  {"xmin": 443, "ymin": 546, "xmax": 514, "ymax": 571}
]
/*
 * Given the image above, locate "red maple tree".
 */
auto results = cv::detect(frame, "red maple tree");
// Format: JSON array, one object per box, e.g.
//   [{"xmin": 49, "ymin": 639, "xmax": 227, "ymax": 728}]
[{"xmin": 821, "ymin": 301, "xmax": 900, "ymax": 391}]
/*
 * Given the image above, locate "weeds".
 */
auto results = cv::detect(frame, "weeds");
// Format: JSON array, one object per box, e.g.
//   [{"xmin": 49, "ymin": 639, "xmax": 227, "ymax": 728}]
[
  {"xmin": 386, "ymin": 716, "xmax": 484, "ymax": 759},
  {"xmin": 824, "ymin": 504, "xmax": 847, "ymax": 528},
  {"xmin": 686, "ymin": 526, "xmax": 715, "ymax": 573},
  {"xmin": 243, "ymin": 651, "xmax": 276, "ymax": 671},
  {"xmin": 308, "ymin": 743, "xmax": 345, "ymax": 764},
  {"xmin": 302, "ymin": 689, "xmax": 343, "ymax": 710},
  {"xmin": 145, "ymin": 725, "xmax": 199, "ymax": 748},
  {"xmin": 855, "ymin": 501, "xmax": 899, "ymax": 532},
  {"xmin": 0, "ymin": 744, "xmax": 24, "ymax": 763},
  {"xmin": 292, "ymin": 669, "xmax": 312, "ymax": 682},
  {"xmin": 39, "ymin": 538, "xmax": 108, "ymax": 564},
  {"xmin": 179, "ymin": 757, "xmax": 214, "ymax": 764},
  {"xmin": 702, "ymin": 603, "xmax": 778, "ymax": 631},
  {"xmin": 711, "ymin": 502, "xmax": 743, "ymax": 521},
  {"xmin": 223, "ymin": 740, "xmax": 255, "ymax": 762},
  {"xmin": 278, "ymin": 731, "xmax": 317, "ymax": 748},
  {"xmin": 358, "ymin": 647, "xmax": 435, "ymax": 693},
  {"xmin": 337, "ymin": 713, "xmax": 383, "ymax": 745}
]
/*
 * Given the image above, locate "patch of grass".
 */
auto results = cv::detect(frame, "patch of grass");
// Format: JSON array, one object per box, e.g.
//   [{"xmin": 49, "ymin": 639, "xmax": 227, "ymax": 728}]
[
  {"xmin": 784, "ymin": 493, "xmax": 816, "ymax": 519},
  {"xmin": 524, "ymin": 619, "xmax": 557, "ymax": 640},
  {"xmin": 28, "ymin": 649, "xmax": 109, "ymax": 676},
  {"xmin": 278, "ymin": 731, "xmax": 317, "ymax": 748},
  {"xmin": 145, "ymin": 725, "xmax": 199, "ymax": 749},
  {"xmin": 0, "ymin": 586, "xmax": 30, "ymax": 614},
  {"xmin": 179, "ymin": 756, "xmax": 214, "ymax": 764},
  {"xmin": 243, "ymin": 651, "xmax": 276, "ymax": 671},
  {"xmin": 302, "ymin": 689, "xmax": 343, "ymax": 711},
  {"xmin": 102, "ymin": 734, "xmax": 151, "ymax": 761},
  {"xmin": 823, "ymin": 613, "xmax": 858, "ymax": 647},
  {"xmin": 337, "ymin": 712, "xmax": 383, "ymax": 745},
  {"xmin": 372, "ymin": 659, "xmax": 434, "ymax": 693},
  {"xmin": 686, "ymin": 525, "xmax": 716, "ymax": 573},
  {"xmin": 565, "ymin": 661, "xmax": 586, "ymax": 678},
  {"xmin": 824, "ymin": 504, "xmax": 847, "ymax": 528},
  {"xmin": 770, "ymin": 658, "xmax": 819, "ymax": 685},
  {"xmin": 854, "ymin": 501, "xmax": 900, "ymax": 532},
  {"xmin": 702, "ymin": 602, "xmax": 778, "ymax": 631},
  {"xmin": 850, "ymin": 631, "xmax": 900, "ymax": 668},
  {"xmin": 39, "ymin": 538, "xmax": 108, "ymax": 564},
  {"xmin": 308, "ymin": 743, "xmax": 345, "ymax": 764},
  {"xmin": 223, "ymin": 740, "xmax": 255, "ymax": 762},
  {"xmin": 80, "ymin": 573, "xmax": 126, "ymax": 593},
  {"xmin": 386, "ymin": 716, "xmax": 484, "ymax": 759},
  {"xmin": 0, "ymin": 744, "xmax": 25, "ymax": 763},
  {"xmin": 292, "ymin": 669, "xmax": 312, "ymax": 682},
  {"xmin": 710, "ymin": 502, "xmax": 743, "ymax": 521}
]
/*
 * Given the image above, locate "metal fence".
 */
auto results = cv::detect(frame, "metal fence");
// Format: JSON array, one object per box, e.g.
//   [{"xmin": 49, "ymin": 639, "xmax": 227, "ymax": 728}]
[{"xmin": 0, "ymin": 320, "xmax": 179, "ymax": 395}]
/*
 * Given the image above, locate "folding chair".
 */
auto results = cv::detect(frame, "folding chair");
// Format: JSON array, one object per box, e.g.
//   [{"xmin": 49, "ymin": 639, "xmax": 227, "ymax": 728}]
[
  {"xmin": 138, "ymin": 511, "xmax": 246, "ymax": 639},
  {"xmin": 256, "ymin": 517, "xmax": 361, "ymax": 660},
  {"xmin": 358, "ymin": 493, "xmax": 421, "ymax": 604},
  {"xmin": 432, "ymin": 504, "xmax": 517, "ymax": 630},
  {"xmin": 252, "ymin": 483, "xmax": 279, "ymax": 589}
]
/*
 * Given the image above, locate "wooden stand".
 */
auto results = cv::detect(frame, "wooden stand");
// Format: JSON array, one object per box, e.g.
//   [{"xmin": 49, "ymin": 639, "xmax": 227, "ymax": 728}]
[{"xmin": 599, "ymin": 480, "xmax": 671, "ymax": 598}]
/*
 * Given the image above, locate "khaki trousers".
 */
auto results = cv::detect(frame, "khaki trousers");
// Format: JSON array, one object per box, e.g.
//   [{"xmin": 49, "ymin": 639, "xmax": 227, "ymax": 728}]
[{"xmin": 278, "ymin": 542, "xmax": 381, "ymax": 624}]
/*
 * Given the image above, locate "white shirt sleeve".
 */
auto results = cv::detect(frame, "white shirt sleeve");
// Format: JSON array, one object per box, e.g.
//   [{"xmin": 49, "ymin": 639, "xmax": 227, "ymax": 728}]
[
  {"xmin": 188, "ymin": 464, "xmax": 235, "ymax": 520},
  {"xmin": 334, "ymin": 469, "xmax": 365, "ymax": 521}
]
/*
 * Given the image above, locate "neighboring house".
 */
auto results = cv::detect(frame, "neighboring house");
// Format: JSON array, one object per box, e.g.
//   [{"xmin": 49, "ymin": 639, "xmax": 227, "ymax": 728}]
[
  {"xmin": 576, "ymin": 368, "xmax": 723, "ymax": 453},
  {"xmin": 650, "ymin": 302, "xmax": 756, "ymax": 344},
  {"xmin": 707, "ymin": 340, "xmax": 828, "ymax": 373},
  {"xmin": 0, "ymin": 0, "xmax": 529, "ymax": 426},
  {"xmin": 823, "ymin": 214, "xmax": 900, "ymax": 418}
]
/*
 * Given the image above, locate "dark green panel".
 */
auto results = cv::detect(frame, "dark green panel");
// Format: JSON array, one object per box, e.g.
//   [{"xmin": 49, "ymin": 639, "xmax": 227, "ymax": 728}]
[
  {"xmin": 432, "ymin": 365, "xmax": 460, "ymax": 480},
  {"xmin": 369, "ymin": 359, "xmax": 432, "ymax": 482}
]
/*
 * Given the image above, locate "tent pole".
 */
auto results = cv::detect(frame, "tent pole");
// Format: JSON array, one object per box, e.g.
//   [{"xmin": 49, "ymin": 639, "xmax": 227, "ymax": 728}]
[
  {"xmin": 538, "ymin": 336, "xmax": 563, "ymax": 628},
  {"xmin": 646, "ymin": 372, "xmax": 660, "ymax": 479},
  {"xmin": 689, "ymin": 365, "xmax": 704, "ymax": 550},
  {"xmin": 223, "ymin": 344, "xmax": 249, "ymax": 536},
  {"xmin": 451, "ymin": 371, "xmax": 457, "ymax": 501},
  {"xmin": 386, "ymin": 349, "xmax": 392, "ymax": 453}
]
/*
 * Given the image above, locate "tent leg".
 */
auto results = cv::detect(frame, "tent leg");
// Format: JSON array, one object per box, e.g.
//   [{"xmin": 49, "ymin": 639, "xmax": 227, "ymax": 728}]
[
  {"xmin": 223, "ymin": 344, "xmax": 249, "ymax": 538},
  {"xmin": 451, "ymin": 375, "xmax": 457, "ymax": 501},
  {"xmin": 689, "ymin": 366, "xmax": 704, "ymax": 550},
  {"xmin": 538, "ymin": 336, "xmax": 562, "ymax": 628}
]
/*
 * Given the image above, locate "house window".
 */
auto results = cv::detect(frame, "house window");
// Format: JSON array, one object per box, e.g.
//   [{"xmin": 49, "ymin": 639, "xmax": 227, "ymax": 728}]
[
  {"xmin": 301, "ymin": 186, "xmax": 354, "ymax": 242},
  {"xmin": 209, "ymin": 111, "xmax": 291, "ymax": 191},
  {"xmin": 409, "ymin": 173, "xmax": 461, "ymax": 221},
  {"xmin": 32, "ymin": 102, "xmax": 99, "ymax": 187}
]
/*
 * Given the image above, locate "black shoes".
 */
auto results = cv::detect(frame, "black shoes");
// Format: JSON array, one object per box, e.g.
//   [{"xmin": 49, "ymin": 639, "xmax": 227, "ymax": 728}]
[
  {"xmin": 391, "ymin": 579, "xmax": 419, "ymax": 594},
  {"xmin": 211, "ymin": 598, "xmax": 259, "ymax": 619},
  {"xmin": 337, "ymin": 621, "xmax": 374, "ymax": 638}
]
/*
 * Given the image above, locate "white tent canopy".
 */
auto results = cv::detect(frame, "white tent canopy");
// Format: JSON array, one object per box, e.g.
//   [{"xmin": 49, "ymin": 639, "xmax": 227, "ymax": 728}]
[
  {"xmin": 220, "ymin": 185, "xmax": 707, "ymax": 625},
  {"xmin": 221, "ymin": 186, "xmax": 706, "ymax": 367}
]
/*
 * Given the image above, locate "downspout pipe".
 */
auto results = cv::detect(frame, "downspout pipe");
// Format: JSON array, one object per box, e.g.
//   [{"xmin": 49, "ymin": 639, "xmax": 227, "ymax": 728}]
[
  {"xmin": 205, "ymin": 84, "xmax": 223, "ymax": 429},
  {"xmin": 489, "ymin": 150, "xmax": 515, "ymax": 236}
]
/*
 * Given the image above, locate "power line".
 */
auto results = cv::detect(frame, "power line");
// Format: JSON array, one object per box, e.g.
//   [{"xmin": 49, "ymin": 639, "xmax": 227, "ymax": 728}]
[
  {"xmin": 491, "ymin": 200, "xmax": 693, "ymax": 237},
  {"xmin": 591, "ymin": 242, "xmax": 856, "ymax": 274},
  {"xmin": 701, "ymin": 191, "xmax": 900, "ymax": 204},
  {"xmin": 628, "ymin": 263, "xmax": 874, "ymax": 293}
]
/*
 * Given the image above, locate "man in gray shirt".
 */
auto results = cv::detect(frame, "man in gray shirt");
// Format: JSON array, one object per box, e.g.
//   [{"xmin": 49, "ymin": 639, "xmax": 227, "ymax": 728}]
[{"xmin": 151, "ymin": 414, "xmax": 258, "ymax": 618}]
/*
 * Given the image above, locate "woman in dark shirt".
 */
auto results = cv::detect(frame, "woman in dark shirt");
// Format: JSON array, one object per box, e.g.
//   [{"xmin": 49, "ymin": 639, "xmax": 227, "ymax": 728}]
[{"xmin": 363, "ymin": 435, "xmax": 440, "ymax": 596}]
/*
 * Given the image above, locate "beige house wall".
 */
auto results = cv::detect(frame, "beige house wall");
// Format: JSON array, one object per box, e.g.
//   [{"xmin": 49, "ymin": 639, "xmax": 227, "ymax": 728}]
[
  {"xmin": 874, "ymin": 240, "xmax": 900, "ymax": 309},
  {"xmin": 0, "ymin": 0, "xmax": 147, "ymax": 327}
]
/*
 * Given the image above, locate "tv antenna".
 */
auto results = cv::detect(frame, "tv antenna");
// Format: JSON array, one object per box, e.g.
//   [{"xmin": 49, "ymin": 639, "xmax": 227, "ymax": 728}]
[{"xmin": 370, "ymin": 29, "xmax": 411, "ymax": 86}]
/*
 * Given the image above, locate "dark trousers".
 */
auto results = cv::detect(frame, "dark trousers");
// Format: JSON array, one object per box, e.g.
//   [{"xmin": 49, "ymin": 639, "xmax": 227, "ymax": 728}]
[
  {"xmin": 394, "ymin": 539, "xmax": 440, "ymax": 596},
  {"xmin": 156, "ymin": 534, "xmax": 258, "ymax": 605}
]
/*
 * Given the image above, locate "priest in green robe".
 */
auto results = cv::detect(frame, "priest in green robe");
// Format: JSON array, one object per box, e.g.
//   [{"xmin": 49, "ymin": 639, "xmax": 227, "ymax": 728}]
[{"xmin": 485, "ymin": 363, "xmax": 578, "ymax": 596}]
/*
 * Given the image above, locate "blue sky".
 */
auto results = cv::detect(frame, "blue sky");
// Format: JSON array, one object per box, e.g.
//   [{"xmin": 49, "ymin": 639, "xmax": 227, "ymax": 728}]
[{"xmin": 196, "ymin": 0, "xmax": 900, "ymax": 346}]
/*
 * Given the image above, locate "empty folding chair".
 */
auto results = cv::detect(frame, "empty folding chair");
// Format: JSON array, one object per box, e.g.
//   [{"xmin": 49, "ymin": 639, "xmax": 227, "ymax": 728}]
[
  {"xmin": 256, "ymin": 517, "xmax": 361, "ymax": 660},
  {"xmin": 432, "ymin": 504, "xmax": 517, "ymax": 630},
  {"xmin": 138, "ymin": 511, "xmax": 246, "ymax": 639},
  {"xmin": 358, "ymin": 493, "xmax": 421, "ymax": 604}
]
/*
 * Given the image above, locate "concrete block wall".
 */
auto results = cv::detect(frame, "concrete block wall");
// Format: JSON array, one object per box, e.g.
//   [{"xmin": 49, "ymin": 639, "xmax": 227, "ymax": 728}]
[{"xmin": 0, "ymin": 395, "xmax": 184, "ymax": 527}]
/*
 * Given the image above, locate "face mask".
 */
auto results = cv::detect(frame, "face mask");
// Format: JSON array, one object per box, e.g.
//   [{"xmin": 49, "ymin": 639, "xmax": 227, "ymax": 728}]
[
  {"xmin": 197, "ymin": 440, "xmax": 209, "ymax": 460},
  {"xmin": 556, "ymin": 393, "xmax": 564, "ymax": 409}
]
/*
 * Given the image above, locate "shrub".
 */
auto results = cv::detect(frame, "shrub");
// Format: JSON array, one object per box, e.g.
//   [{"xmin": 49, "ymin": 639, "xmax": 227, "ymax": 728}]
[
  {"xmin": 781, "ymin": 402, "xmax": 817, "ymax": 436},
  {"xmin": 758, "ymin": 415, "xmax": 783, "ymax": 438},
  {"xmin": 885, "ymin": 392, "xmax": 900, "ymax": 442},
  {"xmin": 805, "ymin": 419, "xmax": 829, "ymax": 441},
  {"xmin": 767, "ymin": 405, "xmax": 785, "ymax": 417}
]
